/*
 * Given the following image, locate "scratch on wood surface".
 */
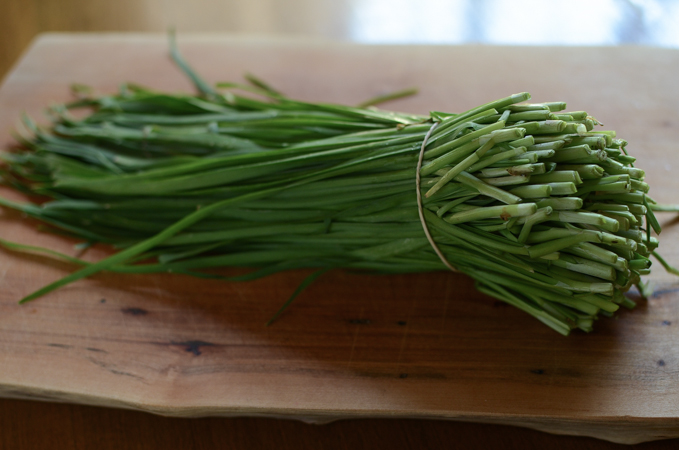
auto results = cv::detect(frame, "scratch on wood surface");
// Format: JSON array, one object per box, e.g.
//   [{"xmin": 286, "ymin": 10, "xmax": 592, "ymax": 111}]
[
  {"xmin": 47, "ymin": 343, "xmax": 73, "ymax": 349},
  {"xmin": 121, "ymin": 307, "xmax": 148, "ymax": 316},
  {"xmin": 346, "ymin": 306, "xmax": 364, "ymax": 368},
  {"xmin": 395, "ymin": 284, "xmax": 418, "ymax": 374},
  {"xmin": 85, "ymin": 347, "xmax": 107, "ymax": 353},
  {"xmin": 85, "ymin": 356, "xmax": 146, "ymax": 383},
  {"xmin": 171, "ymin": 340, "xmax": 215, "ymax": 356},
  {"xmin": 118, "ymin": 296, "xmax": 133, "ymax": 336},
  {"xmin": 0, "ymin": 266, "xmax": 8, "ymax": 285}
]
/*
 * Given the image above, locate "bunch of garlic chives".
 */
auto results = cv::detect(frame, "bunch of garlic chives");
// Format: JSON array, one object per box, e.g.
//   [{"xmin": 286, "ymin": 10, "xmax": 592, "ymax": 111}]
[{"xmin": 0, "ymin": 44, "xmax": 672, "ymax": 335}]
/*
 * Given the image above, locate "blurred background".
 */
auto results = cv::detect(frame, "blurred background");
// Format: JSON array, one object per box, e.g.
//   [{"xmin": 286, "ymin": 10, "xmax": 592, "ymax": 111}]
[{"xmin": 2, "ymin": 0, "xmax": 679, "ymax": 80}]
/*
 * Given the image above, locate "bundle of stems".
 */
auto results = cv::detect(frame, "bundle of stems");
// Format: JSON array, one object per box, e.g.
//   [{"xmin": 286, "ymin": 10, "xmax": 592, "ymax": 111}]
[{"xmin": 0, "ymin": 42, "xmax": 672, "ymax": 335}]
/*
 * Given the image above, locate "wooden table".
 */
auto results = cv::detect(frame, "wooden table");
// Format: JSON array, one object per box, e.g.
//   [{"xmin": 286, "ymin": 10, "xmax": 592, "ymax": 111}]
[
  {"xmin": 2, "ymin": 34, "xmax": 679, "ymax": 448},
  {"xmin": 5, "ymin": 397, "xmax": 679, "ymax": 450}
]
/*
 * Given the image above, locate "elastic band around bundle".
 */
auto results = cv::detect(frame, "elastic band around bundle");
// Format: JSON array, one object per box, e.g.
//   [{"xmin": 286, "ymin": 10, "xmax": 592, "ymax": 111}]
[{"xmin": 416, "ymin": 121, "xmax": 458, "ymax": 273}]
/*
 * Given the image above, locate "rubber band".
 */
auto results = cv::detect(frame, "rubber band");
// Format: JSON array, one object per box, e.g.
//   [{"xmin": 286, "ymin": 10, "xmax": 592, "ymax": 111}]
[{"xmin": 416, "ymin": 121, "xmax": 458, "ymax": 273}]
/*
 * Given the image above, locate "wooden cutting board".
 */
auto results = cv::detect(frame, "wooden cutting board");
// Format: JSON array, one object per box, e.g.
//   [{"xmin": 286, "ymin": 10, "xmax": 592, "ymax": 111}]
[{"xmin": 1, "ymin": 33, "xmax": 679, "ymax": 445}]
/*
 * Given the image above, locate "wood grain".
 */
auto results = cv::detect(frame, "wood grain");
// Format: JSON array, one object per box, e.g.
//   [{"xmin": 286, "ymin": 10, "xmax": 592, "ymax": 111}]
[
  {"xmin": 7, "ymin": 397, "xmax": 679, "ymax": 450},
  {"xmin": 1, "ymin": 34, "xmax": 679, "ymax": 445},
  {"xmin": 8, "ymin": 398, "xmax": 679, "ymax": 450}
]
